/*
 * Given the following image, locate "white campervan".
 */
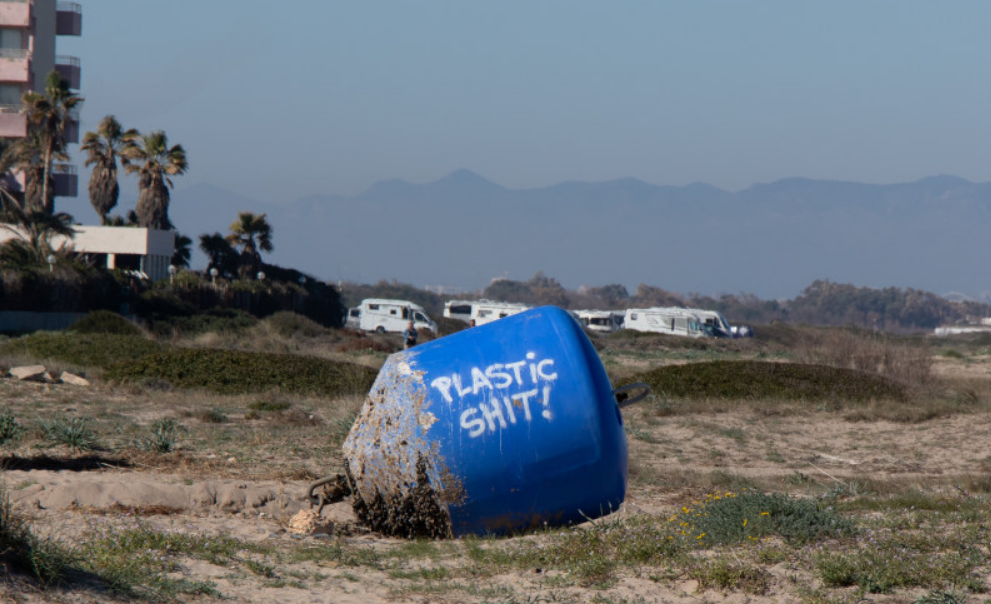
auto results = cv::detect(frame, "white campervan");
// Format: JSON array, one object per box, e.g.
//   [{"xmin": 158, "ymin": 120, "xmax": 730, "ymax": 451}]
[
  {"xmin": 684, "ymin": 308, "xmax": 734, "ymax": 338},
  {"xmin": 576, "ymin": 310, "xmax": 625, "ymax": 333},
  {"xmin": 352, "ymin": 299, "xmax": 437, "ymax": 334},
  {"xmin": 472, "ymin": 301, "xmax": 531, "ymax": 326},
  {"xmin": 443, "ymin": 299, "xmax": 531, "ymax": 326},
  {"xmin": 623, "ymin": 307, "xmax": 708, "ymax": 338},
  {"xmin": 684, "ymin": 307, "xmax": 753, "ymax": 338},
  {"xmin": 442, "ymin": 300, "xmax": 474, "ymax": 323}
]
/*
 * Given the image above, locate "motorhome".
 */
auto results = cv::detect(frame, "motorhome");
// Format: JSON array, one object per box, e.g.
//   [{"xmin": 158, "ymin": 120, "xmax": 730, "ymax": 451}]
[
  {"xmin": 684, "ymin": 307, "xmax": 753, "ymax": 338},
  {"xmin": 443, "ymin": 299, "xmax": 532, "ymax": 326},
  {"xmin": 351, "ymin": 299, "xmax": 437, "ymax": 334},
  {"xmin": 576, "ymin": 310, "xmax": 625, "ymax": 333},
  {"xmin": 623, "ymin": 307, "xmax": 708, "ymax": 338}
]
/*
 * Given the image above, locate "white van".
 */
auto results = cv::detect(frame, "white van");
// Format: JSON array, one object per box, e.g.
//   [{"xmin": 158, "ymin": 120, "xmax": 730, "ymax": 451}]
[
  {"xmin": 443, "ymin": 299, "xmax": 531, "ymax": 326},
  {"xmin": 576, "ymin": 310, "xmax": 625, "ymax": 333},
  {"xmin": 684, "ymin": 307, "xmax": 753, "ymax": 338},
  {"xmin": 443, "ymin": 300, "xmax": 474, "ymax": 323},
  {"xmin": 351, "ymin": 298, "xmax": 437, "ymax": 334},
  {"xmin": 623, "ymin": 307, "xmax": 708, "ymax": 338}
]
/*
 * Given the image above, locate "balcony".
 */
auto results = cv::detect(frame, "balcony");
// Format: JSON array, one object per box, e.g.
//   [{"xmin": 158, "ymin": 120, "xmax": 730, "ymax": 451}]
[
  {"xmin": 56, "ymin": 2, "xmax": 81, "ymax": 36},
  {"xmin": 0, "ymin": 1, "xmax": 30, "ymax": 29},
  {"xmin": 53, "ymin": 163, "xmax": 77, "ymax": 197},
  {"xmin": 0, "ymin": 48, "xmax": 28, "ymax": 83},
  {"xmin": 55, "ymin": 54, "xmax": 78, "ymax": 89},
  {"xmin": 0, "ymin": 103, "xmax": 24, "ymax": 136}
]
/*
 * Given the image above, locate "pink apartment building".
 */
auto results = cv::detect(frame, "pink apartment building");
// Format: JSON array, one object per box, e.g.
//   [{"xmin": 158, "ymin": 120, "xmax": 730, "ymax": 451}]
[
  {"xmin": 0, "ymin": 0, "xmax": 81, "ymax": 197},
  {"xmin": 0, "ymin": 2, "xmax": 175, "ymax": 281}
]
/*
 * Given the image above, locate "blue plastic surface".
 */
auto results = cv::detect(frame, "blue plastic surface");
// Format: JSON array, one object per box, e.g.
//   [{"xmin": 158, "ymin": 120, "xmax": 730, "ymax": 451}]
[{"xmin": 343, "ymin": 306, "xmax": 627, "ymax": 537}]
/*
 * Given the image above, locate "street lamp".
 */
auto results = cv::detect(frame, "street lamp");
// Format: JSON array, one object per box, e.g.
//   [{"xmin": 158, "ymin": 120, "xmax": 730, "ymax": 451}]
[
  {"xmin": 257, "ymin": 271, "xmax": 266, "ymax": 281},
  {"xmin": 210, "ymin": 267, "xmax": 218, "ymax": 285},
  {"xmin": 168, "ymin": 264, "xmax": 177, "ymax": 285},
  {"xmin": 46, "ymin": 254, "xmax": 55, "ymax": 273}
]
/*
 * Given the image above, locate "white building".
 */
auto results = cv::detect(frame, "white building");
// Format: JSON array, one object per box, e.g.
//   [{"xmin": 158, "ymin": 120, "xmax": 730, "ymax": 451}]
[{"xmin": 0, "ymin": 225, "xmax": 175, "ymax": 280}]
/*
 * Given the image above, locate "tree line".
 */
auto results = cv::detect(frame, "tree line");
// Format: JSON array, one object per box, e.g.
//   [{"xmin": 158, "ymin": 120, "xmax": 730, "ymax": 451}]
[{"xmin": 345, "ymin": 273, "xmax": 990, "ymax": 333}]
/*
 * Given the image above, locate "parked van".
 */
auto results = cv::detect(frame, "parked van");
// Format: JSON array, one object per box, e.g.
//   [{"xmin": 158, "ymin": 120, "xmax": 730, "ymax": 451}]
[
  {"xmin": 576, "ymin": 310, "xmax": 625, "ymax": 333},
  {"xmin": 684, "ymin": 307, "xmax": 753, "ymax": 338},
  {"xmin": 623, "ymin": 307, "xmax": 708, "ymax": 338},
  {"xmin": 351, "ymin": 299, "xmax": 437, "ymax": 334},
  {"xmin": 442, "ymin": 300, "xmax": 474, "ymax": 323},
  {"xmin": 443, "ymin": 299, "xmax": 532, "ymax": 326}
]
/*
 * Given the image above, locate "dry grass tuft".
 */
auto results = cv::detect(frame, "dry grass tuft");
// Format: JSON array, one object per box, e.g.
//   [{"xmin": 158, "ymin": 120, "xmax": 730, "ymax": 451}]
[{"xmin": 793, "ymin": 328, "xmax": 934, "ymax": 389}]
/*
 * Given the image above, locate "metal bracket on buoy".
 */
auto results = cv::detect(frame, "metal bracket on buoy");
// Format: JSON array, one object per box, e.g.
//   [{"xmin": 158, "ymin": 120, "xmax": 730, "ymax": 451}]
[
  {"xmin": 307, "ymin": 474, "xmax": 352, "ymax": 515},
  {"xmin": 613, "ymin": 382, "xmax": 651, "ymax": 408}
]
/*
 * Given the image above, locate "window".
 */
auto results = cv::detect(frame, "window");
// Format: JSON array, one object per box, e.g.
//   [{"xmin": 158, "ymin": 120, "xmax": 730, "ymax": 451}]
[
  {"xmin": 630, "ymin": 313, "xmax": 637, "ymax": 320},
  {"xmin": 349, "ymin": 309, "xmax": 360, "ymax": 317},
  {"xmin": 414, "ymin": 312, "xmax": 427, "ymax": 322},
  {"xmin": 478, "ymin": 310, "xmax": 491, "ymax": 317},
  {"xmin": 0, "ymin": 84, "xmax": 20, "ymax": 105},
  {"xmin": 449, "ymin": 304, "xmax": 471, "ymax": 315},
  {"xmin": 368, "ymin": 304, "xmax": 380, "ymax": 310},
  {"xmin": 0, "ymin": 29, "xmax": 23, "ymax": 51}
]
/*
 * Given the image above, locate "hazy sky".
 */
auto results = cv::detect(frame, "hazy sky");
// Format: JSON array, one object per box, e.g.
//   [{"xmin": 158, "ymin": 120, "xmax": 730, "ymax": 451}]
[{"xmin": 63, "ymin": 1, "xmax": 991, "ymax": 206}]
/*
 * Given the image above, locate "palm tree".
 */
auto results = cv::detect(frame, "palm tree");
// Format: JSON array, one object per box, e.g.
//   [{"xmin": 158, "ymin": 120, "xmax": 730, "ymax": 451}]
[
  {"xmin": 198, "ymin": 232, "xmax": 237, "ymax": 278},
  {"xmin": 0, "ymin": 194, "xmax": 75, "ymax": 264},
  {"xmin": 22, "ymin": 71, "xmax": 82, "ymax": 214},
  {"xmin": 121, "ymin": 130, "xmax": 188, "ymax": 229},
  {"xmin": 226, "ymin": 212, "xmax": 273, "ymax": 278},
  {"xmin": 81, "ymin": 115, "xmax": 137, "ymax": 224},
  {"xmin": 171, "ymin": 233, "xmax": 192, "ymax": 268},
  {"xmin": 3, "ymin": 131, "xmax": 66, "ymax": 213}
]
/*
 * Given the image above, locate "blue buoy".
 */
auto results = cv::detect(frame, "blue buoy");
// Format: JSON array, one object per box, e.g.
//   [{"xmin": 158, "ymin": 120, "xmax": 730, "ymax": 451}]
[{"xmin": 342, "ymin": 306, "xmax": 636, "ymax": 537}]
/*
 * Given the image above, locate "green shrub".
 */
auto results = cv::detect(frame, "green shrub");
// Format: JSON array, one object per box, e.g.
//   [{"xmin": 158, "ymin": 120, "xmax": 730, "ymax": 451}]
[
  {"xmin": 672, "ymin": 490, "xmax": 855, "ymax": 546},
  {"xmin": 105, "ymin": 348, "xmax": 378, "ymax": 396},
  {"xmin": 1, "ymin": 333, "xmax": 163, "ymax": 370},
  {"xmin": 0, "ymin": 487, "xmax": 74, "ymax": 586},
  {"xmin": 0, "ymin": 409, "xmax": 19, "ymax": 445},
  {"xmin": 147, "ymin": 308, "xmax": 258, "ymax": 337},
  {"xmin": 40, "ymin": 415, "xmax": 100, "ymax": 451},
  {"xmin": 263, "ymin": 312, "xmax": 328, "ymax": 338},
  {"xmin": 197, "ymin": 408, "xmax": 228, "ymax": 424},
  {"xmin": 139, "ymin": 419, "xmax": 182, "ymax": 453},
  {"xmin": 247, "ymin": 399, "xmax": 292, "ymax": 412},
  {"xmin": 619, "ymin": 360, "xmax": 907, "ymax": 402},
  {"xmin": 69, "ymin": 311, "xmax": 143, "ymax": 336},
  {"xmin": 816, "ymin": 529, "xmax": 985, "ymax": 593}
]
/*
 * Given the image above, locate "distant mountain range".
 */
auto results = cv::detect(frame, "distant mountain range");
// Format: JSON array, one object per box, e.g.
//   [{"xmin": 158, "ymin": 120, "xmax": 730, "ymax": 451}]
[{"xmin": 95, "ymin": 171, "xmax": 991, "ymax": 300}]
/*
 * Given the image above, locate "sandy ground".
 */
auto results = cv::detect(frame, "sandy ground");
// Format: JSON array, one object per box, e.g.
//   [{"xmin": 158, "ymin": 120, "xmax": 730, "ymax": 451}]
[{"xmin": 2, "ymin": 355, "xmax": 991, "ymax": 603}]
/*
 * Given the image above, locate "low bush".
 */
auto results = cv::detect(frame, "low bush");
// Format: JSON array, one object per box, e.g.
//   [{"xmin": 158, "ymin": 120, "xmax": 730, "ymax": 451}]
[
  {"xmin": 70, "ymin": 310, "xmax": 144, "ymax": 336},
  {"xmin": 336, "ymin": 332, "xmax": 394, "ymax": 354},
  {"xmin": 0, "ymin": 409, "xmax": 19, "ymax": 445},
  {"xmin": 148, "ymin": 308, "xmax": 258, "ymax": 337},
  {"xmin": 793, "ymin": 328, "xmax": 934, "ymax": 387},
  {"xmin": 620, "ymin": 360, "xmax": 907, "ymax": 402},
  {"xmin": 262, "ymin": 311, "xmax": 328, "ymax": 338},
  {"xmin": 139, "ymin": 418, "xmax": 182, "ymax": 453},
  {"xmin": 104, "ymin": 348, "xmax": 378, "ymax": 396},
  {"xmin": 39, "ymin": 415, "xmax": 100, "ymax": 451},
  {"xmin": 0, "ymin": 487, "xmax": 74, "ymax": 586},
  {"xmin": 1, "ymin": 332, "xmax": 163, "ymax": 370},
  {"xmin": 672, "ymin": 490, "xmax": 855, "ymax": 546}
]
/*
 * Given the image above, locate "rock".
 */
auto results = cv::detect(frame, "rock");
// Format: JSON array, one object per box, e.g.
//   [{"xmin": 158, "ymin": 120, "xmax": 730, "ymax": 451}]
[
  {"xmin": 288, "ymin": 509, "xmax": 318, "ymax": 535},
  {"xmin": 58, "ymin": 371, "xmax": 90, "ymax": 386},
  {"xmin": 9, "ymin": 365, "xmax": 47, "ymax": 381}
]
